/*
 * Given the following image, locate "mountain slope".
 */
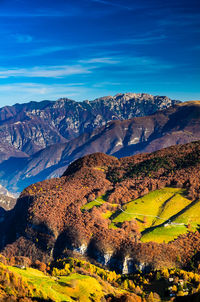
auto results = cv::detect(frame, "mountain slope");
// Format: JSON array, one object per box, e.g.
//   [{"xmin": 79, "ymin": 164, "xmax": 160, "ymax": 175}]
[
  {"xmin": 1, "ymin": 141, "xmax": 200, "ymax": 273},
  {"xmin": 1, "ymin": 101, "xmax": 200, "ymax": 192}
]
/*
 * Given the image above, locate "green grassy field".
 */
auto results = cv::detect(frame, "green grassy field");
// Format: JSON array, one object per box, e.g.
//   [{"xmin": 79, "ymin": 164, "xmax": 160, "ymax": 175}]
[
  {"xmin": 7, "ymin": 266, "xmax": 104, "ymax": 301},
  {"xmin": 111, "ymin": 188, "xmax": 200, "ymax": 243},
  {"xmin": 81, "ymin": 199, "xmax": 103, "ymax": 211},
  {"xmin": 81, "ymin": 188, "xmax": 200, "ymax": 243},
  {"xmin": 141, "ymin": 224, "xmax": 188, "ymax": 243},
  {"xmin": 140, "ymin": 193, "xmax": 200, "ymax": 243},
  {"xmin": 112, "ymin": 188, "xmax": 186, "ymax": 230},
  {"xmin": 173, "ymin": 199, "xmax": 200, "ymax": 227},
  {"xmin": 81, "ymin": 194, "xmax": 108, "ymax": 211}
]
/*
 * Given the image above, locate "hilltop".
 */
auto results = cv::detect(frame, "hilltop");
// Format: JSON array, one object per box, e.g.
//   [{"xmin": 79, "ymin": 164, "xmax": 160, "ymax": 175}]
[{"xmin": 1, "ymin": 140, "xmax": 200, "ymax": 274}]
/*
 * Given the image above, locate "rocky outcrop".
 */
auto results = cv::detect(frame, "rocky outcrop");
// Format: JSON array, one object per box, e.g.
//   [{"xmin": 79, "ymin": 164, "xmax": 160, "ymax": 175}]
[
  {"xmin": 0, "ymin": 195, "xmax": 16, "ymax": 211},
  {"xmin": 0, "ymin": 185, "xmax": 17, "ymax": 210}
]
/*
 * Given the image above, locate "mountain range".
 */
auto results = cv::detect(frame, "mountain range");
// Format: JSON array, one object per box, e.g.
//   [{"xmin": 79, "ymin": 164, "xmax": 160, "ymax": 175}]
[
  {"xmin": 0, "ymin": 93, "xmax": 178, "ymax": 158},
  {"xmin": 1, "ymin": 97, "xmax": 200, "ymax": 193}
]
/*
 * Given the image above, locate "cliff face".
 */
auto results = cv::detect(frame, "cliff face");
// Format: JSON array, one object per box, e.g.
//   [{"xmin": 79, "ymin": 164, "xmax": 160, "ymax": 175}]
[
  {"xmin": 1, "ymin": 141, "xmax": 200, "ymax": 272},
  {"xmin": 1, "ymin": 100, "xmax": 200, "ymax": 193}
]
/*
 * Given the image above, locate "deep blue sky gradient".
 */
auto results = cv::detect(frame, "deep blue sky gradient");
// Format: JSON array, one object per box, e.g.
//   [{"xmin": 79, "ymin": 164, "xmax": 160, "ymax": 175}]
[{"xmin": 0, "ymin": 0, "xmax": 199, "ymax": 106}]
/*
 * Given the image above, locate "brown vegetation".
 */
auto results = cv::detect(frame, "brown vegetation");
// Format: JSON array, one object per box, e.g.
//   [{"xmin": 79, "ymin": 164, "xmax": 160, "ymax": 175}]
[{"xmin": 1, "ymin": 141, "xmax": 200, "ymax": 271}]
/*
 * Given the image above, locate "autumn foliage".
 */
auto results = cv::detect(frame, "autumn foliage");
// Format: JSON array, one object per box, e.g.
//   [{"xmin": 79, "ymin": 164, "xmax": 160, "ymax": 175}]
[{"xmin": 1, "ymin": 141, "xmax": 200, "ymax": 272}]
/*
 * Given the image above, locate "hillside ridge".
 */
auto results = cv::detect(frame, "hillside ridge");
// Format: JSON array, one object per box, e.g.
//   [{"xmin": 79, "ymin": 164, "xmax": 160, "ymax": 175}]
[{"xmin": 1, "ymin": 140, "xmax": 200, "ymax": 274}]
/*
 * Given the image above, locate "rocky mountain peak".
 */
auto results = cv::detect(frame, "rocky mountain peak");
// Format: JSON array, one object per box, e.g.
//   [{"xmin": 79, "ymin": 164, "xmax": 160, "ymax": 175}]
[{"xmin": 54, "ymin": 98, "xmax": 76, "ymax": 107}]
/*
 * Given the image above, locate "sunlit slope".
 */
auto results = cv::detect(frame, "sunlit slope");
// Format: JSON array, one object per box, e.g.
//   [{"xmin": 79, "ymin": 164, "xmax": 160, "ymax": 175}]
[
  {"xmin": 83, "ymin": 188, "xmax": 200, "ymax": 243},
  {"xmin": 0, "ymin": 264, "xmax": 104, "ymax": 302},
  {"xmin": 111, "ymin": 188, "xmax": 190, "ymax": 230},
  {"xmin": 141, "ymin": 224, "xmax": 188, "ymax": 243},
  {"xmin": 141, "ymin": 195, "xmax": 200, "ymax": 243}
]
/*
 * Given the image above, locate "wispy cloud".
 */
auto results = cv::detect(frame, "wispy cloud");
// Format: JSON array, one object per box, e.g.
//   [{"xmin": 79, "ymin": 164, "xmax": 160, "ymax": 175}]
[
  {"xmin": 26, "ymin": 46, "xmax": 68, "ymax": 57},
  {"xmin": 127, "ymin": 56, "xmax": 175, "ymax": 72},
  {"xmin": 0, "ymin": 82, "xmax": 85, "ymax": 94},
  {"xmin": 116, "ymin": 35, "xmax": 166, "ymax": 45},
  {"xmin": 90, "ymin": 0, "xmax": 132, "ymax": 10},
  {"xmin": 0, "ymin": 65, "xmax": 92, "ymax": 79},
  {"xmin": 11, "ymin": 33, "xmax": 33, "ymax": 43},
  {"xmin": 90, "ymin": 55, "xmax": 175, "ymax": 74},
  {"xmin": 0, "ymin": 82, "xmax": 93, "ymax": 106},
  {"xmin": 0, "ymin": 52, "xmax": 176, "ymax": 80},
  {"xmin": 78, "ymin": 35, "xmax": 166, "ymax": 49},
  {"xmin": 0, "ymin": 56, "xmax": 120, "ymax": 79},
  {"xmin": 0, "ymin": 5, "xmax": 81, "ymax": 18},
  {"xmin": 92, "ymin": 81, "xmax": 120, "ymax": 88},
  {"xmin": 79, "ymin": 57, "xmax": 120, "ymax": 64},
  {"xmin": 0, "ymin": 82, "xmax": 108, "ymax": 106},
  {"xmin": 158, "ymin": 13, "xmax": 200, "ymax": 27},
  {"xmin": 8, "ymin": 34, "xmax": 166, "ymax": 59}
]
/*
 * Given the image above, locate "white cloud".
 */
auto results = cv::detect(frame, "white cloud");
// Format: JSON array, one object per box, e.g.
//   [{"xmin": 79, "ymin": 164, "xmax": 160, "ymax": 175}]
[
  {"xmin": 0, "ymin": 65, "xmax": 92, "ymax": 79},
  {"xmin": 0, "ymin": 55, "xmax": 122, "ymax": 79},
  {"xmin": 0, "ymin": 52, "xmax": 176, "ymax": 81},
  {"xmin": 0, "ymin": 83, "xmax": 84, "ymax": 94},
  {"xmin": 79, "ymin": 57, "xmax": 120, "ymax": 64}
]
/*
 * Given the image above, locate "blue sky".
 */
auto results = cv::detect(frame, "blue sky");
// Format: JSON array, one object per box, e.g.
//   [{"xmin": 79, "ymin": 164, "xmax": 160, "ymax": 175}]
[{"xmin": 0, "ymin": 0, "xmax": 199, "ymax": 106}]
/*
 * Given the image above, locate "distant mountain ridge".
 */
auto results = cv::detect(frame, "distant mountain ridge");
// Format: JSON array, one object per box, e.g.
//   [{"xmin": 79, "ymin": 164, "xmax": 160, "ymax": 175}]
[
  {"xmin": 0, "ymin": 93, "xmax": 178, "ymax": 158},
  {"xmin": 1, "ymin": 100, "xmax": 200, "ymax": 193}
]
